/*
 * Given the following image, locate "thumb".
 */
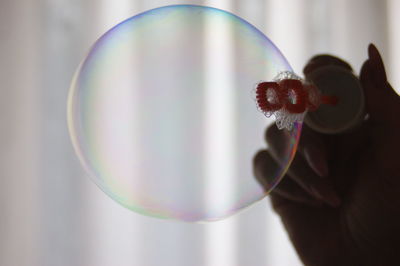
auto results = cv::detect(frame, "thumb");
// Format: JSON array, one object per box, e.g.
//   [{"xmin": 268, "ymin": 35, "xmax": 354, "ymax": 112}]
[{"xmin": 360, "ymin": 44, "xmax": 400, "ymax": 126}]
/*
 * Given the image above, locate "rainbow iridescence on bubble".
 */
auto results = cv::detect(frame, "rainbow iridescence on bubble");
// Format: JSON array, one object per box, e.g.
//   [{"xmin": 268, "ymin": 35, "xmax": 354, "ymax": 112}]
[{"xmin": 68, "ymin": 5, "xmax": 301, "ymax": 222}]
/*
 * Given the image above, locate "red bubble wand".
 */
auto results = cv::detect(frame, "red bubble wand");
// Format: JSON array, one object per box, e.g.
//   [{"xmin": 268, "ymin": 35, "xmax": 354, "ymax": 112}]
[{"xmin": 255, "ymin": 71, "xmax": 338, "ymax": 130}]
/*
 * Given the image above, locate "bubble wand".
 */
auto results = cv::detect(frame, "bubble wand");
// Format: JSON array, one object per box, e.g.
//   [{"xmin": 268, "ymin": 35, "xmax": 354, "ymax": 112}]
[{"xmin": 254, "ymin": 59, "xmax": 365, "ymax": 134}]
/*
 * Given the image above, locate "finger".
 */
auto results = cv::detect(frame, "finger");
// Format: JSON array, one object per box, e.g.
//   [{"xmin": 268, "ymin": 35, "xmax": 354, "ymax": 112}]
[
  {"xmin": 253, "ymin": 149, "xmax": 284, "ymax": 193},
  {"xmin": 288, "ymin": 150, "xmax": 341, "ymax": 207},
  {"xmin": 303, "ymin": 55, "xmax": 353, "ymax": 77},
  {"xmin": 265, "ymin": 124, "xmax": 329, "ymax": 177},
  {"xmin": 253, "ymin": 149, "xmax": 323, "ymax": 206},
  {"xmin": 264, "ymin": 125, "xmax": 289, "ymax": 160},
  {"xmin": 328, "ymin": 121, "xmax": 372, "ymax": 162},
  {"xmin": 271, "ymin": 173, "xmax": 323, "ymax": 207},
  {"xmin": 368, "ymin": 43, "xmax": 387, "ymax": 85},
  {"xmin": 269, "ymin": 193, "xmax": 290, "ymax": 214},
  {"xmin": 298, "ymin": 125, "xmax": 329, "ymax": 178},
  {"xmin": 320, "ymin": 122, "xmax": 372, "ymax": 196},
  {"xmin": 265, "ymin": 125, "xmax": 341, "ymax": 207},
  {"xmin": 360, "ymin": 44, "xmax": 400, "ymax": 126}
]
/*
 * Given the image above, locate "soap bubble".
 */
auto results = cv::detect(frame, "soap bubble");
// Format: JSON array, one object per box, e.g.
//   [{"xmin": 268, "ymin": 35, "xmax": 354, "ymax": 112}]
[{"xmin": 68, "ymin": 5, "xmax": 302, "ymax": 222}]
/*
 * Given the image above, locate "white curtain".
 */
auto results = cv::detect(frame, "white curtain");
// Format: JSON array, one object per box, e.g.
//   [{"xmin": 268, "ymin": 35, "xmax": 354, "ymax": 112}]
[{"xmin": 0, "ymin": 0, "xmax": 397, "ymax": 265}]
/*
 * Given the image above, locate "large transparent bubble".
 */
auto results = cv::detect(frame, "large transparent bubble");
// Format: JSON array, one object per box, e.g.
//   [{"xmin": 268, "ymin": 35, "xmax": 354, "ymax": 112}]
[{"xmin": 68, "ymin": 5, "xmax": 302, "ymax": 222}]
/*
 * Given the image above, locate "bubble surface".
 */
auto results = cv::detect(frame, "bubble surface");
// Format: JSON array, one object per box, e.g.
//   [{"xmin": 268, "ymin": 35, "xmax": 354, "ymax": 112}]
[{"xmin": 68, "ymin": 5, "xmax": 302, "ymax": 222}]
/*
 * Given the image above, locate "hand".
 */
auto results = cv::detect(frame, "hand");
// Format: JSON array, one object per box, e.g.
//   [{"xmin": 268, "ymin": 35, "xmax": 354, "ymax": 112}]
[{"xmin": 253, "ymin": 44, "xmax": 400, "ymax": 266}]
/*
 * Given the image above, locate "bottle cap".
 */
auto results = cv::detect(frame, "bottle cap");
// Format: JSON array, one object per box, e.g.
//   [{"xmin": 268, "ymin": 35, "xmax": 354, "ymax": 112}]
[{"xmin": 304, "ymin": 65, "xmax": 365, "ymax": 134}]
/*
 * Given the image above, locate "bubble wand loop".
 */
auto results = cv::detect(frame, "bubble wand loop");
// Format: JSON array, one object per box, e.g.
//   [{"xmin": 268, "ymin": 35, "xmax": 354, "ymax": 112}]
[{"xmin": 256, "ymin": 78, "xmax": 338, "ymax": 113}]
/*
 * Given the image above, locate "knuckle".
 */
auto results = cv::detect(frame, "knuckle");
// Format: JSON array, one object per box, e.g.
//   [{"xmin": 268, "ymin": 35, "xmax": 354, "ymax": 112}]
[
  {"xmin": 253, "ymin": 149, "xmax": 268, "ymax": 165},
  {"xmin": 265, "ymin": 124, "xmax": 280, "ymax": 144}
]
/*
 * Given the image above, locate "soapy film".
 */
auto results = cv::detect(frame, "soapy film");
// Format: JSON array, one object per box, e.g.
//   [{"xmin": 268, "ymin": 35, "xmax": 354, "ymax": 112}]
[{"xmin": 67, "ymin": 5, "xmax": 302, "ymax": 221}]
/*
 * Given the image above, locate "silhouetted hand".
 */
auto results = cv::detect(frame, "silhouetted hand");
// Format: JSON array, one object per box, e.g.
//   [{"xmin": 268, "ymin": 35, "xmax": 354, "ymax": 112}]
[{"xmin": 253, "ymin": 44, "xmax": 400, "ymax": 266}]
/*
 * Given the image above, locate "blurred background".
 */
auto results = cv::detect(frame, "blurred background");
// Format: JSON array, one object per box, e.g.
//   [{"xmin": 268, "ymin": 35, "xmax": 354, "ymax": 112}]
[{"xmin": 0, "ymin": 0, "xmax": 398, "ymax": 265}]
